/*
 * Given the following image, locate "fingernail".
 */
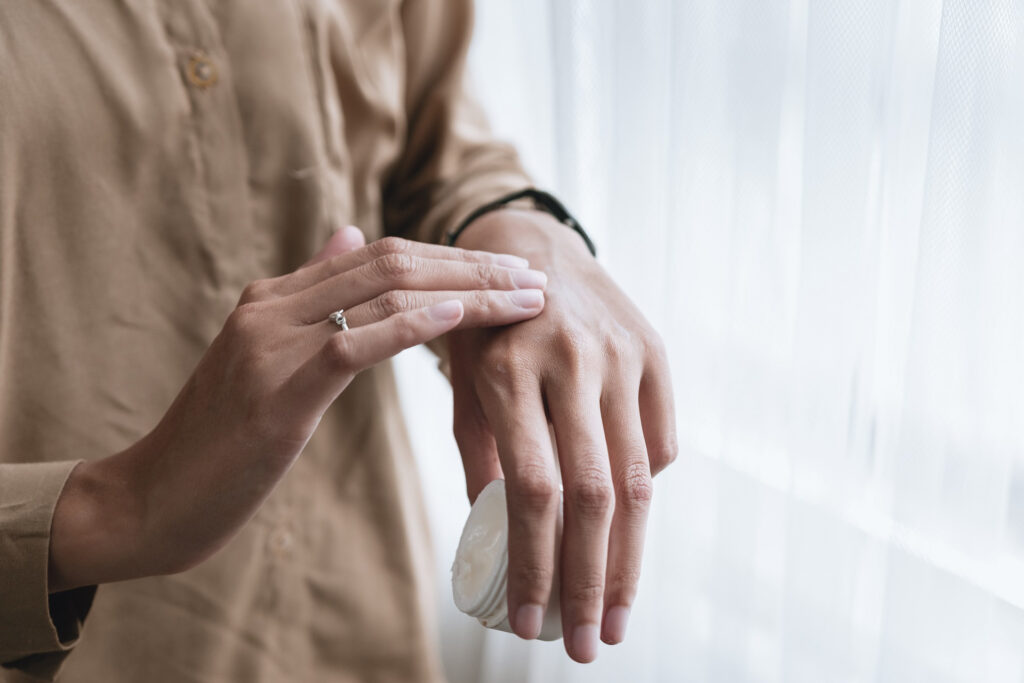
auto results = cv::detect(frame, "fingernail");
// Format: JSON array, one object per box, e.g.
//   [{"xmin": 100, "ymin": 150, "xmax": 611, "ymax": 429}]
[
  {"xmin": 602, "ymin": 606, "xmax": 630, "ymax": 644},
  {"xmin": 493, "ymin": 253, "xmax": 530, "ymax": 268},
  {"xmin": 571, "ymin": 624, "xmax": 600, "ymax": 663},
  {"xmin": 337, "ymin": 225, "xmax": 365, "ymax": 246},
  {"xmin": 427, "ymin": 300, "xmax": 463, "ymax": 322},
  {"xmin": 514, "ymin": 604, "xmax": 544, "ymax": 640},
  {"xmin": 510, "ymin": 269, "xmax": 548, "ymax": 289},
  {"xmin": 508, "ymin": 289, "xmax": 544, "ymax": 309}
]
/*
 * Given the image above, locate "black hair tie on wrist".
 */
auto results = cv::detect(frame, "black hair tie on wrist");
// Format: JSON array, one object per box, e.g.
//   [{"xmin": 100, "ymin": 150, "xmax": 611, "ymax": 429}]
[{"xmin": 445, "ymin": 188, "xmax": 597, "ymax": 257}]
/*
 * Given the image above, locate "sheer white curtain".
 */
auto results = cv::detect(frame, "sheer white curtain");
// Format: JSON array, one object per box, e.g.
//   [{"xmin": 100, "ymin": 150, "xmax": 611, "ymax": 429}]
[{"xmin": 395, "ymin": 0, "xmax": 1024, "ymax": 680}]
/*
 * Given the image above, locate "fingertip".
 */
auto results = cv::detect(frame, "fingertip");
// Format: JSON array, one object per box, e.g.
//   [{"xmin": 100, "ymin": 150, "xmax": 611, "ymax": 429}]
[
  {"xmin": 508, "ymin": 289, "xmax": 545, "ymax": 310},
  {"xmin": 334, "ymin": 224, "xmax": 366, "ymax": 252},
  {"xmin": 568, "ymin": 624, "xmax": 600, "ymax": 663},
  {"xmin": 426, "ymin": 299, "xmax": 464, "ymax": 323},
  {"xmin": 493, "ymin": 253, "xmax": 531, "ymax": 268},
  {"xmin": 513, "ymin": 603, "xmax": 544, "ymax": 640},
  {"xmin": 304, "ymin": 224, "xmax": 366, "ymax": 266},
  {"xmin": 601, "ymin": 605, "xmax": 630, "ymax": 645}
]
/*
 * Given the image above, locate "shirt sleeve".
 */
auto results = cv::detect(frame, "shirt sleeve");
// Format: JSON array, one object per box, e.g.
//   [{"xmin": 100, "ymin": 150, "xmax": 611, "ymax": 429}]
[
  {"xmin": 1, "ymin": 461, "xmax": 97, "ymax": 681},
  {"xmin": 381, "ymin": 0, "xmax": 533, "ymax": 246}
]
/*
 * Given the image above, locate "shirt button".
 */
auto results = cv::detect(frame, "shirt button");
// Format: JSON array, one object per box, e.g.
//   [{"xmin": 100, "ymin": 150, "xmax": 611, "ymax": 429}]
[
  {"xmin": 268, "ymin": 527, "xmax": 294, "ymax": 558},
  {"xmin": 186, "ymin": 53, "xmax": 218, "ymax": 89}
]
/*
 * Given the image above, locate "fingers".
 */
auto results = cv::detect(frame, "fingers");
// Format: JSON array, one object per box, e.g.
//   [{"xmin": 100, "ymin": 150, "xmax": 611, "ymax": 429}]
[
  {"xmin": 237, "ymin": 226, "xmax": 368, "ymax": 305},
  {"xmin": 288, "ymin": 255, "xmax": 547, "ymax": 323},
  {"xmin": 277, "ymin": 235, "xmax": 531, "ymax": 299},
  {"xmin": 548, "ymin": 381, "xmax": 614, "ymax": 664},
  {"xmin": 281, "ymin": 301, "xmax": 464, "ymax": 417},
  {"xmin": 599, "ymin": 385, "xmax": 652, "ymax": 645},
  {"xmin": 301, "ymin": 225, "xmax": 367, "ymax": 268},
  {"xmin": 476, "ymin": 373, "xmax": 560, "ymax": 642},
  {"xmin": 640, "ymin": 343, "xmax": 679, "ymax": 475},
  {"xmin": 342, "ymin": 289, "xmax": 545, "ymax": 331}
]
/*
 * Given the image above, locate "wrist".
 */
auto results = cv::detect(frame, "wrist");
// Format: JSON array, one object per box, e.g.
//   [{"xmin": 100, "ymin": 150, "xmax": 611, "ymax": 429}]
[
  {"xmin": 449, "ymin": 189, "xmax": 596, "ymax": 257},
  {"xmin": 48, "ymin": 452, "xmax": 148, "ymax": 592},
  {"xmin": 454, "ymin": 208, "xmax": 594, "ymax": 266}
]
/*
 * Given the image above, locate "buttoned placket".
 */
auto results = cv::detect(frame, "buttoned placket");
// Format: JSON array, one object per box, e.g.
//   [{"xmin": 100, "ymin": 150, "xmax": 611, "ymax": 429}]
[
  {"xmin": 155, "ymin": 0, "xmax": 257, "ymax": 296},
  {"xmin": 154, "ymin": 0, "xmax": 300, "ymax": 606}
]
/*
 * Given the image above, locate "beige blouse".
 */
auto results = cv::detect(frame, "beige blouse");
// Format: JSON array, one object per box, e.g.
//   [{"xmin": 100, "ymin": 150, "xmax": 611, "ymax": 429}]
[{"xmin": 0, "ymin": 1, "xmax": 530, "ymax": 680}]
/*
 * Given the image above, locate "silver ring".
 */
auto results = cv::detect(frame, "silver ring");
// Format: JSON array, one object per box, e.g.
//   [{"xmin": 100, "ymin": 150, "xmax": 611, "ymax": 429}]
[{"xmin": 327, "ymin": 309, "xmax": 349, "ymax": 330}]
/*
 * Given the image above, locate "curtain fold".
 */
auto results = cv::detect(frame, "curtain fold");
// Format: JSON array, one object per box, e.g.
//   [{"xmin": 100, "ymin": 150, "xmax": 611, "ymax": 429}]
[{"xmin": 396, "ymin": 1, "xmax": 1024, "ymax": 680}]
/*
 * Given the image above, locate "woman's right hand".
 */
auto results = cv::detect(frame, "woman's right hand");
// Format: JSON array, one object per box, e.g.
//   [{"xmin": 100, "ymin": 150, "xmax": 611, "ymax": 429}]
[{"xmin": 47, "ymin": 228, "xmax": 548, "ymax": 592}]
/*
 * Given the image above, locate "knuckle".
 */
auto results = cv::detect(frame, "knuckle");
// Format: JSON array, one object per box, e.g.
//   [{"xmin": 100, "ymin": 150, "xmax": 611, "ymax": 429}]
[
  {"xmin": 644, "ymin": 329, "xmax": 669, "ymax": 363},
  {"xmin": 616, "ymin": 462, "xmax": 653, "ymax": 513},
  {"xmin": 374, "ymin": 253, "xmax": 417, "ymax": 282},
  {"xmin": 554, "ymin": 330, "xmax": 595, "ymax": 373},
  {"xmin": 238, "ymin": 279, "xmax": 274, "ymax": 305},
  {"xmin": 452, "ymin": 246, "xmax": 476, "ymax": 262},
  {"xmin": 373, "ymin": 236, "xmax": 410, "ymax": 256},
  {"xmin": 324, "ymin": 332, "xmax": 355, "ymax": 370},
  {"xmin": 604, "ymin": 337, "xmax": 638, "ymax": 368},
  {"xmin": 567, "ymin": 572, "xmax": 606, "ymax": 605},
  {"xmin": 477, "ymin": 346, "xmax": 534, "ymax": 394},
  {"xmin": 510, "ymin": 466, "xmax": 559, "ymax": 514},
  {"xmin": 466, "ymin": 290, "xmax": 493, "ymax": 315},
  {"xmin": 649, "ymin": 434, "xmax": 679, "ymax": 474},
  {"xmin": 567, "ymin": 467, "xmax": 614, "ymax": 518},
  {"xmin": 225, "ymin": 302, "xmax": 264, "ymax": 339},
  {"xmin": 473, "ymin": 262, "xmax": 495, "ymax": 289},
  {"xmin": 376, "ymin": 289, "xmax": 411, "ymax": 317},
  {"xmin": 478, "ymin": 343, "xmax": 511, "ymax": 370},
  {"xmin": 511, "ymin": 562, "xmax": 554, "ymax": 594},
  {"xmin": 607, "ymin": 566, "xmax": 642, "ymax": 596}
]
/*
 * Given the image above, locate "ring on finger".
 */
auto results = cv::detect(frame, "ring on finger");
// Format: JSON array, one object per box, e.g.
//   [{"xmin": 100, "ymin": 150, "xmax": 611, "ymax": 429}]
[{"xmin": 327, "ymin": 309, "xmax": 349, "ymax": 330}]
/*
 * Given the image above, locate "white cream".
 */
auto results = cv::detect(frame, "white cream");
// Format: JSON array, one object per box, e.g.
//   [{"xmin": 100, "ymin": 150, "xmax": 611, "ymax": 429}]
[{"xmin": 451, "ymin": 479, "xmax": 563, "ymax": 640}]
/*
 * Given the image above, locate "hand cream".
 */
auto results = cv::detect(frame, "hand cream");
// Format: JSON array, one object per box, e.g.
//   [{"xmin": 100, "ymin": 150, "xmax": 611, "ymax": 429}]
[{"xmin": 451, "ymin": 479, "xmax": 563, "ymax": 641}]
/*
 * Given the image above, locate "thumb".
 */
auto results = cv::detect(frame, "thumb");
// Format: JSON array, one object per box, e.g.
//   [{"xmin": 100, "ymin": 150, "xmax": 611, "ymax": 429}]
[
  {"xmin": 303, "ymin": 225, "xmax": 367, "ymax": 267},
  {"xmin": 450, "ymin": 338, "xmax": 504, "ymax": 502},
  {"xmin": 454, "ymin": 387, "xmax": 504, "ymax": 503}
]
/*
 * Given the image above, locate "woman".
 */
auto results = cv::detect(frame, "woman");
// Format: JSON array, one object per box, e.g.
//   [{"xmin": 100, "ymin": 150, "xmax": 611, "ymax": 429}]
[{"xmin": 0, "ymin": 1, "xmax": 675, "ymax": 680}]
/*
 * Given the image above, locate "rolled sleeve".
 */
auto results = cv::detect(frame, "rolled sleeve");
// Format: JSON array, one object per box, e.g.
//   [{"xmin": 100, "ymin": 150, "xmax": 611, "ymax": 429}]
[
  {"xmin": 1, "ymin": 461, "xmax": 97, "ymax": 680},
  {"xmin": 381, "ymin": 0, "xmax": 533, "ymax": 247}
]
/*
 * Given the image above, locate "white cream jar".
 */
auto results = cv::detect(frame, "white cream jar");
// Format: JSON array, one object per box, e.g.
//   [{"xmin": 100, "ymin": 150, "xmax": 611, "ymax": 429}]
[{"xmin": 451, "ymin": 479, "xmax": 563, "ymax": 641}]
